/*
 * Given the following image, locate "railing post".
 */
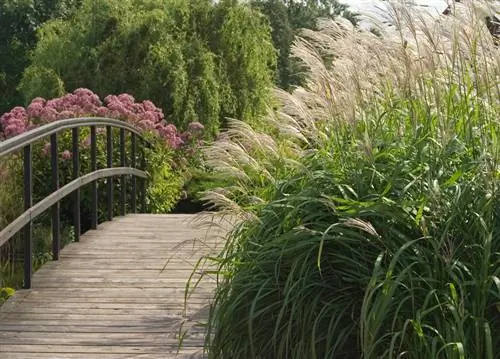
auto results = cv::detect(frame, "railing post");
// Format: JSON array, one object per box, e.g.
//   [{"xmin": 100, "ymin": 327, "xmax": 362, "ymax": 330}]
[
  {"xmin": 106, "ymin": 126, "xmax": 113, "ymax": 221},
  {"xmin": 51, "ymin": 133, "xmax": 60, "ymax": 260},
  {"xmin": 119, "ymin": 128, "xmax": 126, "ymax": 216},
  {"xmin": 90, "ymin": 126, "xmax": 98, "ymax": 229},
  {"xmin": 23, "ymin": 144, "xmax": 33, "ymax": 289},
  {"xmin": 131, "ymin": 132, "xmax": 137, "ymax": 213},
  {"xmin": 140, "ymin": 142, "xmax": 147, "ymax": 213},
  {"xmin": 72, "ymin": 127, "xmax": 81, "ymax": 242}
]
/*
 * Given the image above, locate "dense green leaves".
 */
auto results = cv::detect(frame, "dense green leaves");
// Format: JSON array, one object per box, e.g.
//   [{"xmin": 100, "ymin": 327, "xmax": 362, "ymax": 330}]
[
  {"xmin": 1, "ymin": 0, "xmax": 360, "ymax": 129},
  {"xmin": 18, "ymin": 0, "xmax": 276, "ymax": 136},
  {"xmin": 205, "ymin": 93, "xmax": 500, "ymax": 358},
  {"xmin": 0, "ymin": 0, "xmax": 80, "ymax": 114},
  {"xmin": 251, "ymin": 0, "xmax": 358, "ymax": 89}
]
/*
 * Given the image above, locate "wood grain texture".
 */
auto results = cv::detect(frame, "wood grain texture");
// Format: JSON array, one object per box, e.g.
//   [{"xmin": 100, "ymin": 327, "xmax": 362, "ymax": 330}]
[{"xmin": 0, "ymin": 213, "xmax": 231, "ymax": 358}]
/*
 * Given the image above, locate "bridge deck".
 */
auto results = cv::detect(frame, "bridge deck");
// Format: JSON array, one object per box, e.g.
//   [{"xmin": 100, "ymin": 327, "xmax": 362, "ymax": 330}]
[{"xmin": 0, "ymin": 214, "xmax": 227, "ymax": 359}]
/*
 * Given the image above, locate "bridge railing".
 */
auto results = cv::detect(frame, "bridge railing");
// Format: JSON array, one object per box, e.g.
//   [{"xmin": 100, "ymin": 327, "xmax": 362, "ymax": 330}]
[{"xmin": 0, "ymin": 117, "xmax": 149, "ymax": 289}]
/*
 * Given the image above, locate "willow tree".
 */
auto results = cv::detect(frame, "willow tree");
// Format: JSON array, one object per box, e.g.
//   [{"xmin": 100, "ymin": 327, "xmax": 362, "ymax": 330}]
[
  {"xmin": 207, "ymin": 0, "xmax": 277, "ymax": 122},
  {"xmin": 19, "ymin": 0, "xmax": 276, "ymax": 136},
  {"xmin": 251, "ymin": 0, "xmax": 358, "ymax": 90}
]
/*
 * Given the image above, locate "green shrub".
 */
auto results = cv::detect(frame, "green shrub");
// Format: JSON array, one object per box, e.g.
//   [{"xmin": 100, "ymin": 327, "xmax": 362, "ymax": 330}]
[
  {"xmin": 0, "ymin": 286, "xmax": 15, "ymax": 304},
  {"xmin": 18, "ymin": 0, "xmax": 277, "ymax": 138},
  {"xmin": 0, "ymin": 89, "xmax": 200, "ymax": 223},
  {"xmin": 0, "ymin": 88, "xmax": 200, "ymax": 288},
  {"xmin": 146, "ymin": 142, "xmax": 183, "ymax": 213}
]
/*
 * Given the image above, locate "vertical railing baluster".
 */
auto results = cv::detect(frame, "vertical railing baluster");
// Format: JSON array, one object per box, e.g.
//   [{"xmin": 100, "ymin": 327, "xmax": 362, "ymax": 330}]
[
  {"xmin": 140, "ymin": 141, "xmax": 146, "ymax": 213},
  {"xmin": 4, "ymin": 122, "xmax": 154, "ymax": 291},
  {"xmin": 72, "ymin": 127, "xmax": 80, "ymax": 242},
  {"xmin": 23, "ymin": 144, "xmax": 33, "ymax": 289},
  {"xmin": 106, "ymin": 126, "xmax": 113, "ymax": 221},
  {"xmin": 90, "ymin": 126, "xmax": 98, "ymax": 229},
  {"xmin": 131, "ymin": 132, "xmax": 137, "ymax": 213},
  {"xmin": 51, "ymin": 133, "xmax": 60, "ymax": 260},
  {"xmin": 119, "ymin": 128, "xmax": 126, "ymax": 216}
]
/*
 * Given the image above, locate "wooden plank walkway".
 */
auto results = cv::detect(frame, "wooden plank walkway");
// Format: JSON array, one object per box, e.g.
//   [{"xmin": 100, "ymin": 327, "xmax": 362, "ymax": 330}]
[{"xmin": 0, "ymin": 214, "xmax": 229, "ymax": 359}]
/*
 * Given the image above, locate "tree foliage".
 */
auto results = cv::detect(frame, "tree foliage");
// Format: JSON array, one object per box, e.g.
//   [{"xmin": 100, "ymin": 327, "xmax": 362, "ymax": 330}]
[
  {"xmin": 19, "ymin": 0, "xmax": 276, "ymax": 136},
  {"xmin": 251, "ymin": 0, "xmax": 358, "ymax": 89},
  {"xmin": 0, "ymin": 0, "xmax": 80, "ymax": 114}
]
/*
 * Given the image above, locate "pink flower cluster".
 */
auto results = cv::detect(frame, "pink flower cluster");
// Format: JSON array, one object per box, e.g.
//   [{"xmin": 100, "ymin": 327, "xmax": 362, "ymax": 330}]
[
  {"xmin": 26, "ymin": 88, "xmax": 102, "ymax": 123},
  {"xmin": 40, "ymin": 143, "xmax": 71, "ymax": 160},
  {"xmin": 0, "ymin": 106, "xmax": 30, "ymax": 138},
  {"xmin": 102, "ymin": 93, "xmax": 184, "ymax": 149},
  {"xmin": 0, "ymin": 88, "xmax": 203, "ymax": 150}
]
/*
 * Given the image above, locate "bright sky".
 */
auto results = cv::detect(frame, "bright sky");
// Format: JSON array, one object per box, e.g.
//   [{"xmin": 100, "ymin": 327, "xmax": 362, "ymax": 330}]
[
  {"xmin": 339, "ymin": 0, "xmax": 450, "ymax": 26},
  {"xmin": 340, "ymin": 0, "xmax": 499, "ymax": 20},
  {"xmin": 341, "ymin": 0, "xmax": 449, "ymax": 16}
]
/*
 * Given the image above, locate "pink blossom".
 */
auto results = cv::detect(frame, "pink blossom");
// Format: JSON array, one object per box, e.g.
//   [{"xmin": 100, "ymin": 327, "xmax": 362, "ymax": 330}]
[
  {"xmin": 142, "ymin": 100, "xmax": 157, "ymax": 112},
  {"xmin": 1, "ymin": 89, "xmax": 183, "ymax": 155},
  {"xmin": 104, "ymin": 95, "xmax": 116, "ymax": 104},
  {"xmin": 81, "ymin": 136, "xmax": 91, "ymax": 148},
  {"xmin": 41, "ymin": 142, "xmax": 51, "ymax": 156},
  {"xmin": 1, "ymin": 106, "xmax": 27, "ymax": 124},
  {"xmin": 57, "ymin": 110, "xmax": 76, "ymax": 120},
  {"xmin": 40, "ymin": 107, "xmax": 58, "ymax": 122},
  {"xmin": 73, "ymin": 88, "xmax": 95, "ymax": 98},
  {"xmin": 27, "ymin": 102, "xmax": 44, "ymax": 118},
  {"xmin": 166, "ymin": 135, "xmax": 184, "ymax": 149},
  {"xmin": 61, "ymin": 150, "xmax": 72, "ymax": 160},
  {"xmin": 0, "ymin": 107, "xmax": 28, "ymax": 138},
  {"xmin": 4, "ymin": 123, "xmax": 26, "ymax": 137},
  {"xmin": 188, "ymin": 121, "xmax": 204, "ymax": 132},
  {"xmin": 139, "ymin": 120, "xmax": 156, "ymax": 130},
  {"xmin": 31, "ymin": 97, "xmax": 46, "ymax": 104},
  {"xmin": 107, "ymin": 110, "xmax": 121, "ymax": 119},
  {"xmin": 45, "ymin": 98, "xmax": 61, "ymax": 110},
  {"xmin": 165, "ymin": 124, "xmax": 177, "ymax": 134},
  {"xmin": 117, "ymin": 93, "xmax": 135, "ymax": 104},
  {"xmin": 97, "ymin": 107, "xmax": 109, "ymax": 117},
  {"xmin": 82, "ymin": 102, "xmax": 99, "ymax": 115},
  {"xmin": 143, "ymin": 111, "xmax": 158, "ymax": 124},
  {"xmin": 125, "ymin": 112, "xmax": 139, "ymax": 123},
  {"xmin": 106, "ymin": 100, "xmax": 129, "ymax": 118},
  {"xmin": 181, "ymin": 132, "xmax": 192, "ymax": 142}
]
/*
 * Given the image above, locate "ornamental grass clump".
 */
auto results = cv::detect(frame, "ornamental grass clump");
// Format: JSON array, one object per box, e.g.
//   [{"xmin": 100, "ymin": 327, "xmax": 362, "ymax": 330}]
[{"xmin": 200, "ymin": 1, "xmax": 500, "ymax": 358}]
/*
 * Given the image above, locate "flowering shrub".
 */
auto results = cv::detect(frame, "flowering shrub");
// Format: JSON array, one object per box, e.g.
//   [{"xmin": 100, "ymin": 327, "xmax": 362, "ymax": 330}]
[
  {"xmin": 0, "ymin": 88, "xmax": 204, "ymax": 234},
  {"xmin": 0, "ymin": 88, "xmax": 194, "ymax": 150}
]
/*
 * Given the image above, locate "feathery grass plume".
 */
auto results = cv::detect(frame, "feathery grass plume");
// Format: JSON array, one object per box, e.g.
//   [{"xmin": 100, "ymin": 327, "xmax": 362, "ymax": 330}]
[
  {"xmin": 197, "ymin": 1, "xmax": 500, "ymax": 358},
  {"xmin": 200, "ymin": 116, "xmax": 309, "ymax": 217},
  {"xmin": 294, "ymin": 1, "xmax": 499, "ymax": 124}
]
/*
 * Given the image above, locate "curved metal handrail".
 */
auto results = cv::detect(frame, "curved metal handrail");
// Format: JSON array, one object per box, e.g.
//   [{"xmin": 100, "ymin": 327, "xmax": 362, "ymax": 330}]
[
  {"xmin": 0, "ymin": 117, "xmax": 150, "ymax": 289},
  {"xmin": 0, "ymin": 117, "xmax": 145, "ymax": 158},
  {"xmin": 0, "ymin": 168, "xmax": 147, "ymax": 247}
]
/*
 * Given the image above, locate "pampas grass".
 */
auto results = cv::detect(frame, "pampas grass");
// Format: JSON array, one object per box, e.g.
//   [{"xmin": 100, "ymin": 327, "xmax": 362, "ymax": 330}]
[{"xmin": 196, "ymin": 1, "xmax": 500, "ymax": 358}]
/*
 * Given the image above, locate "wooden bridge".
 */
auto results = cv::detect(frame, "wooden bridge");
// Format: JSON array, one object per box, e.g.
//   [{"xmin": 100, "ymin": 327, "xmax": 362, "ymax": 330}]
[
  {"xmin": 0, "ymin": 118, "xmax": 231, "ymax": 358},
  {"xmin": 0, "ymin": 214, "xmax": 227, "ymax": 358}
]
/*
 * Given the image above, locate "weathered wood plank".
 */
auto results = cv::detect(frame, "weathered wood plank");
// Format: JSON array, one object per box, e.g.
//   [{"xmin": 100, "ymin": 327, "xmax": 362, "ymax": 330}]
[
  {"xmin": 0, "ymin": 213, "xmax": 227, "ymax": 358},
  {"xmin": 6, "ymin": 287, "xmax": 213, "ymax": 297},
  {"xmin": 0, "ymin": 354, "xmax": 203, "ymax": 359},
  {"xmin": 0, "ymin": 324, "xmax": 207, "ymax": 333},
  {"xmin": 0, "ymin": 320, "xmax": 207, "ymax": 329},
  {"xmin": 0, "ymin": 344, "xmax": 202, "ymax": 354}
]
